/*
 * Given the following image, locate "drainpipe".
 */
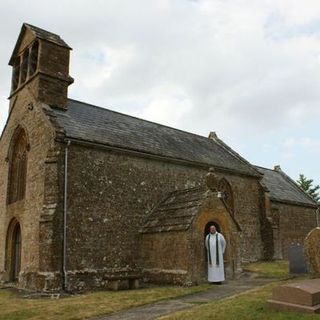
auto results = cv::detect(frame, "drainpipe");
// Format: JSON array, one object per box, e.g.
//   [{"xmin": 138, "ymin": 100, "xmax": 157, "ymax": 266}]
[
  {"xmin": 62, "ymin": 140, "xmax": 71, "ymax": 291},
  {"xmin": 316, "ymin": 207, "xmax": 319, "ymax": 227}
]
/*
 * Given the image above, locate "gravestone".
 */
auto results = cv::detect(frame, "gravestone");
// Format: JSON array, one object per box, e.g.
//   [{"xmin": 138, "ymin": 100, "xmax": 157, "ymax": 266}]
[
  {"xmin": 305, "ymin": 227, "xmax": 320, "ymax": 276},
  {"xmin": 288, "ymin": 243, "xmax": 307, "ymax": 274},
  {"xmin": 267, "ymin": 279, "xmax": 320, "ymax": 314}
]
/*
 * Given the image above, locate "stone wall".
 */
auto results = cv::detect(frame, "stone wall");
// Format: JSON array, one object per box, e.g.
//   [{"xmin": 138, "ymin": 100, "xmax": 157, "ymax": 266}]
[
  {"xmin": 222, "ymin": 175, "xmax": 263, "ymax": 262},
  {"xmin": 37, "ymin": 39, "xmax": 72, "ymax": 109},
  {"xmin": 141, "ymin": 231, "xmax": 192, "ymax": 285},
  {"xmin": 63, "ymin": 142, "xmax": 264, "ymax": 290},
  {"xmin": 64, "ymin": 143, "xmax": 204, "ymax": 290},
  {"xmin": 270, "ymin": 202, "xmax": 316, "ymax": 259},
  {"xmin": 0, "ymin": 88, "xmax": 60, "ymax": 290}
]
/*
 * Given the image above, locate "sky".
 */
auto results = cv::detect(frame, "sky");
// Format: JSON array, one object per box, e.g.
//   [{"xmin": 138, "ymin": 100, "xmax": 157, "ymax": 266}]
[{"xmin": 0, "ymin": 0, "xmax": 319, "ymax": 186}]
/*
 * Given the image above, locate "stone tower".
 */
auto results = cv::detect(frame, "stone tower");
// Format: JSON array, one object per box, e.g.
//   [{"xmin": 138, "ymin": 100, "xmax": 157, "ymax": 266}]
[
  {"xmin": 0, "ymin": 24, "xmax": 74, "ymax": 291},
  {"xmin": 8, "ymin": 23, "xmax": 73, "ymax": 111}
]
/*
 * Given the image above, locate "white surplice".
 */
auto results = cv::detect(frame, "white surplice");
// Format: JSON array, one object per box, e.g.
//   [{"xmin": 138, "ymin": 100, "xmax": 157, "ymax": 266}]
[{"xmin": 205, "ymin": 232, "xmax": 226, "ymax": 282}]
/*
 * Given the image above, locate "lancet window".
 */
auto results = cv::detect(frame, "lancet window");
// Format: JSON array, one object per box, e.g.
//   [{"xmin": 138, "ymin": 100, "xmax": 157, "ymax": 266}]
[{"xmin": 7, "ymin": 128, "xmax": 28, "ymax": 204}]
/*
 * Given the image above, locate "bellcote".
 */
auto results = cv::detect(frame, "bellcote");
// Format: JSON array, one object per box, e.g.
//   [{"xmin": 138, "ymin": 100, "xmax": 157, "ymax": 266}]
[{"xmin": 8, "ymin": 23, "xmax": 74, "ymax": 110}]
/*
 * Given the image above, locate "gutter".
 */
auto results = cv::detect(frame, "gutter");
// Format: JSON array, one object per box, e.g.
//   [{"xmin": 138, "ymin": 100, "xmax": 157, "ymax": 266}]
[{"xmin": 62, "ymin": 140, "xmax": 71, "ymax": 291}]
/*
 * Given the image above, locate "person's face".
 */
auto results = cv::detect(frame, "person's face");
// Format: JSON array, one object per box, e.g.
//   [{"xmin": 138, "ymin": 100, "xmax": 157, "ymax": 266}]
[{"xmin": 209, "ymin": 225, "xmax": 216, "ymax": 234}]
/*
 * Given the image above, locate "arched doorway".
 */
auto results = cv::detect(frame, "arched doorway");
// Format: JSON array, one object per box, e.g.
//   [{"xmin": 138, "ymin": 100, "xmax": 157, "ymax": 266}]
[
  {"xmin": 191, "ymin": 203, "xmax": 239, "ymax": 284},
  {"xmin": 203, "ymin": 221, "xmax": 221, "ymax": 264},
  {"xmin": 6, "ymin": 219, "xmax": 22, "ymax": 282}
]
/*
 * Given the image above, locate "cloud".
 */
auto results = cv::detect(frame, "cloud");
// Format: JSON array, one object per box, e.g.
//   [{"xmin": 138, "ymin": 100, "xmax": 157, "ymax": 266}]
[
  {"xmin": 137, "ymin": 85, "xmax": 193, "ymax": 128},
  {"xmin": 284, "ymin": 137, "xmax": 320, "ymax": 149},
  {"xmin": 0, "ymin": 0, "xmax": 319, "ymax": 184}
]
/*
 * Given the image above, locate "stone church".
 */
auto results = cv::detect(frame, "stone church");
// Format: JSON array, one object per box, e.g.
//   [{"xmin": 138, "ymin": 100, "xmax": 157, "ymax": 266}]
[{"xmin": 0, "ymin": 24, "xmax": 318, "ymax": 292}]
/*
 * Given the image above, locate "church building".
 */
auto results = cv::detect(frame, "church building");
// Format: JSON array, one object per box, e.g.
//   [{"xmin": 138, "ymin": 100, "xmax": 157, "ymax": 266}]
[{"xmin": 0, "ymin": 24, "xmax": 318, "ymax": 292}]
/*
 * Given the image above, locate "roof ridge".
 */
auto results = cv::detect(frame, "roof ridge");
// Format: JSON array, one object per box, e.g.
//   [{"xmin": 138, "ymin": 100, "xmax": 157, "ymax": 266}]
[
  {"xmin": 212, "ymin": 137, "xmax": 262, "ymax": 176},
  {"xmin": 23, "ymin": 23, "xmax": 61, "ymax": 38},
  {"xmin": 254, "ymin": 165, "xmax": 275, "ymax": 172},
  {"xmin": 9, "ymin": 23, "xmax": 70, "ymax": 65},
  {"xmin": 67, "ymin": 98, "xmax": 214, "ymax": 141}
]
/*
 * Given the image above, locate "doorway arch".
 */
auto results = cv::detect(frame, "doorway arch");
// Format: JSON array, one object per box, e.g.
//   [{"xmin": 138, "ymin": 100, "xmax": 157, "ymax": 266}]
[
  {"xmin": 5, "ymin": 219, "xmax": 22, "ymax": 282},
  {"xmin": 191, "ymin": 201, "xmax": 239, "ymax": 284}
]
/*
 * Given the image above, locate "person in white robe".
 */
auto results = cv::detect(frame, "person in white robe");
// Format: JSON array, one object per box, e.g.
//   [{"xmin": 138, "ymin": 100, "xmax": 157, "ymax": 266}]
[{"xmin": 205, "ymin": 225, "xmax": 226, "ymax": 283}]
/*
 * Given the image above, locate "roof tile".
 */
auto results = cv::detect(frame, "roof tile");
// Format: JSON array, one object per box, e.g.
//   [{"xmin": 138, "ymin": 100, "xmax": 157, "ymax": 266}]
[
  {"xmin": 52, "ymin": 99, "xmax": 260, "ymax": 177},
  {"xmin": 255, "ymin": 166, "xmax": 317, "ymax": 207}
]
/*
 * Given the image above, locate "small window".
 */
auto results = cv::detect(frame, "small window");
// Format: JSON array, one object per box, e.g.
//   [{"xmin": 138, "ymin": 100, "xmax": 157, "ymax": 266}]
[
  {"xmin": 20, "ymin": 51, "xmax": 29, "ymax": 84},
  {"xmin": 7, "ymin": 127, "xmax": 28, "ymax": 204},
  {"xmin": 28, "ymin": 41, "xmax": 39, "ymax": 76},
  {"xmin": 11, "ymin": 57, "xmax": 20, "ymax": 92}
]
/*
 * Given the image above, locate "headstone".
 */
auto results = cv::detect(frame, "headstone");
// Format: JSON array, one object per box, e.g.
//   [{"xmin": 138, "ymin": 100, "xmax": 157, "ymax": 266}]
[
  {"xmin": 305, "ymin": 227, "xmax": 320, "ymax": 276},
  {"xmin": 288, "ymin": 243, "xmax": 308, "ymax": 274},
  {"xmin": 267, "ymin": 279, "xmax": 320, "ymax": 314}
]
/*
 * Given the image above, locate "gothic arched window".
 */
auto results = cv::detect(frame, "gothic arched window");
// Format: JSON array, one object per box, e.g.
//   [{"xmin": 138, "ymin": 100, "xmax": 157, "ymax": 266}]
[
  {"xmin": 7, "ymin": 127, "xmax": 28, "ymax": 204},
  {"xmin": 218, "ymin": 178, "xmax": 234, "ymax": 215}
]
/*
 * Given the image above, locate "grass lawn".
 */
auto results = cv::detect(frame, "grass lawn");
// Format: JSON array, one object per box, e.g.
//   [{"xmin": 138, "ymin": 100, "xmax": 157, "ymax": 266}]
[
  {"xmin": 0, "ymin": 284, "xmax": 211, "ymax": 320},
  {"xmin": 242, "ymin": 260, "xmax": 290, "ymax": 278},
  {"xmin": 159, "ymin": 281, "xmax": 318, "ymax": 320},
  {"xmin": 0, "ymin": 260, "xmax": 305, "ymax": 320},
  {"xmin": 159, "ymin": 261, "xmax": 315, "ymax": 320}
]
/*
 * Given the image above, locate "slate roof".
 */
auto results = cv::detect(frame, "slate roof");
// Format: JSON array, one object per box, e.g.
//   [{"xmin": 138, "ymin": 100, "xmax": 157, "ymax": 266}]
[
  {"xmin": 52, "ymin": 99, "xmax": 261, "ymax": 177},
  {"xmin": 140, "ymin": 187, "xmax": 207, "ymax": 233},
  {"xmin": 9, "ymin": 23, "xmax": 71, "ymax": 65},
  {"xmin": 255, "ymin": 166, "xmax": 318, "ymax": 207}
]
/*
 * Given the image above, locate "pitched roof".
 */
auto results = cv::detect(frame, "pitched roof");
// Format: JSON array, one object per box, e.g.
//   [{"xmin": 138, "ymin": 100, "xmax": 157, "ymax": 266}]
[
  {"xmin": 9, "ymin": 23, "xmax": 71, "ymax": 65},
  {"xmin": 140, "ymin": 187, "xmax": 207, "ymax": 233},
  {"xmin": 52, "ymin": 99, "xmax": 260, "ymax": 177},
  {"xmin": 255, "ymin": 166, "xmax": 318, "ymax": 207},
  {"xmin": 141, "ymin": 186, "xmax": 242, "ymax": 233}
]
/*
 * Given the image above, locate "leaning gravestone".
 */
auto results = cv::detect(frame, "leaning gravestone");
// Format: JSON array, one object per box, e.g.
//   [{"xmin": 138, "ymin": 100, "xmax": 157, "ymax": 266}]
[
  {"xmin": 305, "ymin": 227, "xmax": 320, "ymax": 276},
  {"xmin": 288, "ymin": 243, "xmax": 308, "ymax": 274}
]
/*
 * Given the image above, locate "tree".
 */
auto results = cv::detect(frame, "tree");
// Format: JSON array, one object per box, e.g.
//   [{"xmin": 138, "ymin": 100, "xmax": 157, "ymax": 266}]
[{"xmin": 297, "ymin": 174, "xmax": 320, "ymax": 203}]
